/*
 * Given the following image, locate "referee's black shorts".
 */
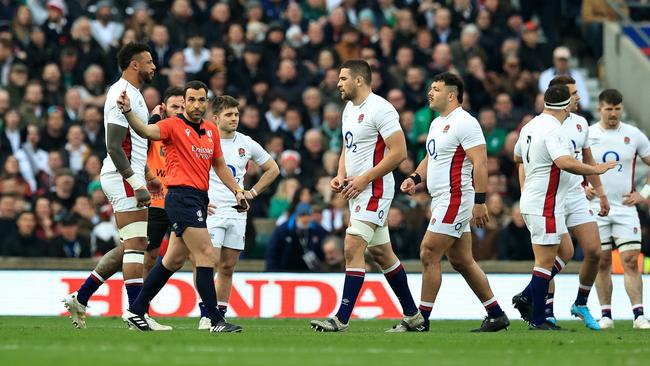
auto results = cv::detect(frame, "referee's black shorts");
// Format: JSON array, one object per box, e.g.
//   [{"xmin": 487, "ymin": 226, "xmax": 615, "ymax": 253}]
[
  {"xmin": 146, "ymin": 206, "xmax": 171, "ymax": 251},
  {"xmin": 165, "ymin": 186, "xmax": 209, "ymax": 237}
]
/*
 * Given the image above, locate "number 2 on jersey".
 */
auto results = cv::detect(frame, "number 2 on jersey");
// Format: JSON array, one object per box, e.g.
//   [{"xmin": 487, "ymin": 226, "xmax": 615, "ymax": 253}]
[
  {"xmin": 227, "ymin": 164, "xmax": 241, "ymax": 183},
  {"xmin": 602, "ymin": 151, "xmax": 622, "ymax": 172}
]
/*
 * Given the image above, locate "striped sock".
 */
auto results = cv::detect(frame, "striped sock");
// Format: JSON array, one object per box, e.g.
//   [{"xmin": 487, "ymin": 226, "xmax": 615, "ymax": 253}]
[
  {"xmin": 482, "ymin": 297, "xmax": 504, "ymax": 318},
  {"xmin": 601, "ymin": 305, "xmax": 612, "ymax": 319},
  {"xmin": 574, "ymin": 284, "xmax": 591, "ymax": 306},
  {"xmin": 334, "ymin": 268, "xmax": 365, "ymax": 324},
  {"xmin": 545, "ymin": 293, "xmax": 555, "ymax": 318},
  {"xmin": 218, "ymin": 301, "xmax": 228, "ymax": 318},
  {"xmin": 382, "ymin": 261, "xmax": 418, "ymax": 316},
  {"xmin": 531, "ymin": 267, "xmax": 552, "ymax": 326},
  {"xmin": 419, "ymin": 301, "xmax": 434, "ymax": 321},
  {"xmin": 76, "ymin": 270, "xmax": 105, "ymax": 306},
  {"xmin": 125, "ymin": 278, "xmax": 144, "ymax": 308},
  {"xmin": 632, "ymin": 304, "xmax": 644, "ymax": 320},
  {"xmin": 522, "ymin": 257, "xmax": 564, "ymax": 300}
]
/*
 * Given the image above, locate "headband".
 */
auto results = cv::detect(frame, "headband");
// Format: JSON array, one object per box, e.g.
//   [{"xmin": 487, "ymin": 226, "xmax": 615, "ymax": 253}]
[{"xmin": 544, "ymin": 97, "xmax": 571, "ymax": 110}]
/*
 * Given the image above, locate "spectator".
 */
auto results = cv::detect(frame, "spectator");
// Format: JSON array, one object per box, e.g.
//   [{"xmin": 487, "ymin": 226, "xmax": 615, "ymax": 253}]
[
  {"xmin": 89, "ymin": 1, "xmax": 124, "ymax": 52},
  {"xmin": 70, "ymin": 17, "xmax": 106, "ymax": 74},
  {"xmin": 321, "ymin": 235, "xmax": 345, "ymax": 272},
  {"xmin": 387, "ymin": 205, "xmax": 418, "ymax": 259},
  {"xmin": 472, "ymin": 193, "xmax": 509, "ymax": 260},
  {"xmin": 300, "ymin": 129, "xmax": 325, "ymax": 189},
  {"xmin": 15, "ymin": 125, "xmax": 48, "ymax": 193},
  {"xmin": 41, "ymin": 0, "xmax": 70, "ymax": 48},
  {"xmin": 497, "ymin": 202, "xmax": 533, "ymax": 260},
  {"xmin": 183, "ymin": 31, "xmax": 210, "ymax": 75},
  {"xmin": 264, "ymin": 91, "xmax": 288, "ymax": 132},
  {"xmin": 268, "ymin": 178, "xmax": 300, "ymax": 220},
  {"xmin": 148, "ymin": 24, "xmax": 174, "ymax": 70},
  {"xmin": 164, "ymin": 0, "xmax": 194, "ymax": 50},
  {"xmin": 90, "ymin": 204, "xmax": 119, "ymax": 256},
  {"xmin": 61, "ymin": 125, "xmax": 90, "ymax": 174},
  {"xmin": 71, "ymin": 195, "xmax": 96, "ymax": 243},
  {"xmin": 301, "ymin": 87, "xmax": 323, "ymax": 128},
  {"xmin": 538, "ymin": 46, "xmax": 590, "ymax": 110},
  {"xmin": 479, "ymin": 108, "xmax": 507, "ymax": 156},
  {"xmin": 388, "ymin": 46, "xmax": 414, "ymax": 89},
  {"xmin": 401, "ymin": 66, "xmax": 428, "ymax": 110},
  {"xmin": 432, "ymin": 7, "xmax": 459, "ymax": 44},
  {"xmin": 6, "ymin": 63, "xmax": 29, "ymax": 108},
  {"xmin": 33, "ymin": 196, "xmax": 56, "ymax": 242},
  {"xmin": 50, "ymin": 214, "xmax": 90, "ymax": 258},
  {"xmin": 0, "ymin": 38, "xmax": 16, "ymax": 87},
  {"xmin": 3, "ymin": 108, "xmax": 24, "ymax": 153},
  {"xmin": 39, "ymin": 106, "xmax": 66, "ymax": 152},
  {"xmin": 46, "ymin": 168, "xmax": 78, "ymax": 211},
  {"xmin": 62, "ymin": 87, "xmax": 81, "ymax": 125},
  {"xmin": 450, "ymin": 23, "xmax": 487, "ymax": 75},
  {"xmin": 493, "ymin": 92, "xmax": 526, "ymax": 131},
  {"xmin": 266, "ymin": 202, "xmax": 328, "ymax": 272},
  {"xmin": 0, "ymin": 88, "xmax": 10, "ymax": 117},
  {"xmin": 428, "ymin": 43, "xmax": 457, "ymax": 76},
  {"xmin": 80, "ymin": 106, "xmax": 105, "ymax": 158},
  {"xmin": 77, "ymin": 64, "xmax": 106, "ymax": 108},
  {"xmin": 518, "ymin": 21, "xmax": 552, "ymax": 72},
  {"xmin": 18, "ymin": 81, "xmax": 45, "ymax": 127},
  {"xmin": 279, "ymin": 107, "xmax": 305, "ymax": 151},
  {"xmin": 2, "ymin": 211, "xmax": 46, "ymax": 257}
]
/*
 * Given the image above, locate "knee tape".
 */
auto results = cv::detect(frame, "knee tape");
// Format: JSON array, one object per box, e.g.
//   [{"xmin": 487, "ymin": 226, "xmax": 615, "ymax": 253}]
[
  {"xmin": 119, "ymin": 221, "xmax": 148, "ymax": 241},
  {"xmin": 346, "ymin": 219, "xmax": 375, "ymax": 243},
  {"xmin": 369, "ymin": 225, "xmax": 390, "ymax": 246},
  {"xmin": 123, "ymin": 249, "xmax": 145, "ymax": 264}
]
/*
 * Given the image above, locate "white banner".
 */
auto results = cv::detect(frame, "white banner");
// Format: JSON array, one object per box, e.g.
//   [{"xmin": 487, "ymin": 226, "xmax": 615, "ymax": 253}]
[{"xmin": 1, "ymin": 271, "xmax": 648, "ymax": 320}]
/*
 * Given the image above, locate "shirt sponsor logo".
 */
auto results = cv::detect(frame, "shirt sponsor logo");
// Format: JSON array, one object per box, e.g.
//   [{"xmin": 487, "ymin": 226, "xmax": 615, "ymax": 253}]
[{"xmin": 191, "ymin": 145, "xmax": 214, "ymax": 160}]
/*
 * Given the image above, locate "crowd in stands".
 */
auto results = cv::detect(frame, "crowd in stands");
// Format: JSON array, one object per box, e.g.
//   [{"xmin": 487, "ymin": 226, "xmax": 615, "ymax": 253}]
[{"xmin": 0, "ymin": 0, "xmax": 647, "ymax": 270}]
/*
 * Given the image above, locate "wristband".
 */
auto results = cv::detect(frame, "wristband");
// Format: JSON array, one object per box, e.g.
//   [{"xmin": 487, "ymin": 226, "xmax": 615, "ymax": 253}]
[
  {"xmin": 409, "ymin": 173, "xmax": 422, "ymax": 185},
  {"xmin": 122, "ymin": 108, "xmax": 132, "ymax": 115},
  {"xmin": 250, "ymin": 188, "xmax": 258, "ymax": 197},
  {"xmin": 474, "ymin": 192, "xmax": 486, "ymax": 204},
  {"xmin": 126, "ymin": 174, "xmax": 146, "ymax": 190},
  {"xmin": 639, "ymin": 184, "xmax": 650, "ymax": 199},
  {"xmin": 234, "ymin": 188, "xmax": 244, "ymax": 194}
]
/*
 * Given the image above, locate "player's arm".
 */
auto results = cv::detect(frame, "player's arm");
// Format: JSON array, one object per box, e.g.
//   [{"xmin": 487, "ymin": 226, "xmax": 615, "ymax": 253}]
[
  {"xmin": 583, "ymin": 147, "xmax": 609, "ymax": 215},
  {"xmin": 342, "ymin": 130, "xmax": 407, "ymax": 199},
  {"xmin": 623, "ymin": 155, "xmax": 650, "ymax": 206},
  {"xmin": 117, "ymin": 90, "xmax": 161, "ymax": 140},
  {"xmin": 554, "ymin": 155, "xmax": 615, "ymax": 175},
  {"xmin": 331, "ymin": 145, "xmax": 347, "ymax": 193},
  {"xmin": 212, "ymin": 155, "xmax": 248, "ymax": 210},
  {"xmin": 106, "ymin": 123, "xmax": 150, "ymax": 206},
  {"xmin": 466, "ymin": 144, "xmax": 489, "ymax": 228},
  {"xmin": 400, "ymin": 155, "xmax": 428, "ymax": 195},
  {"xmin": 245, "ymin": 158, "xmax": 280, "ymax": 200}
]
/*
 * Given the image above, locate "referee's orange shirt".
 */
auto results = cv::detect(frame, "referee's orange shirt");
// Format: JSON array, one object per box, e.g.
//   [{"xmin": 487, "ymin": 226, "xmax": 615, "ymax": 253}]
[
  {"xmin": 157, "ymin": 115, "xmax": 223, "ymax": 192},
  {"xmin": 147, "ymin": 139, "xmax": 167, "ymax": 208}
]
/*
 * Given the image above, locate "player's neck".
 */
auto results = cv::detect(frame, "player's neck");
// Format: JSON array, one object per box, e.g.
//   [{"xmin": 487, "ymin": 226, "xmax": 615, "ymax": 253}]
[
  {"xmin": 121, "ymin": 71, "xmax": 142, "ymax": 89},
  {"xmin": 598, "ymin": 120, "xmax": 620, "ymax": 130},
  {"xmin": 351, "ymin": 88, "xmax": 371, "ymax": 106},
  {"xmin": 542, "ymin": 109, "xmax": 567, "ymax": 123},
  {"xmin": 439, "ymin": 103, "xmax": 461, "ymax": 117},
  {"xmin": 219, "ymin": 128, "xmax": 235, "ymax": 139}
]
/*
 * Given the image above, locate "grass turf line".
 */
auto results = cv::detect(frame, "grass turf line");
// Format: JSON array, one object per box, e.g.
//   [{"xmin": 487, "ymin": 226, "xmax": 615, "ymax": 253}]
[{"xmin": 1, "ymin": 317, "xmax": 648, "ymax": 366}]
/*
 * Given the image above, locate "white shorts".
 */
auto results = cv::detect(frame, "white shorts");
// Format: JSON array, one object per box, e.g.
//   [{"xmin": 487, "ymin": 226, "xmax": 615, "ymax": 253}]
[
  {"xmin": 100, "ymin": 171, "xmax": 146, "ymax": 213},
  {"xmin": 427, "ymin": 193, "xmax": 472, "ymax": 238},
  {"xmin": 207, "ymin": 216, "xmax": 246, "ymax": 250},
  {"xmin": 594, "ymin": 206, "xmax": 642, "ymax": 251},
  {"xmin": 522, "ymin": 213, "xmax": 568, "ymax": 245},
  {"xmin": 564, "ymin": 189, "xmax": 596, "ymax": 228},
  {"xmin": 348, "ymin": 194, "xmax": 391, "ymax": 227}
]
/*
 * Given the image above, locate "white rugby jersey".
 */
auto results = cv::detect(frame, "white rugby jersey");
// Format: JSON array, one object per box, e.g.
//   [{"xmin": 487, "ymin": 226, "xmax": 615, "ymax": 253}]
[
  {"xmin": 100, "ymin": 78, "xmax": 149, "ymax": 177},
  {"xmin": 560, "ymin": 113, "xmax": 591, "ymax": 192},
  {"xmin": 515, "ymin": 113, "xmax": 574, "ymax": 216},
  {"xmin": 209, "ymin": 132, "xmax": 271, "ymax": 218},
  {"xmin": 425, "ymin": 107, "xmax": 485, "ymax": 200},
  {"xmin": 588, "ymin": 122, "xmax": 650, "ymax": 208},
  {"xmin": 342, "ymin": 93, "xmax": 402, "ymax": 202}
]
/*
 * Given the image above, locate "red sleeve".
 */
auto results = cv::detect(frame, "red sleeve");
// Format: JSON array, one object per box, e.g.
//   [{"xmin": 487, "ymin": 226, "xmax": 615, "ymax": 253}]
[
  {"xmin": 156, "ymin": 117, "xmax": 174, "ymax": 141},
  {"xmin": 212, "ymin": 126, "xmax": 223, "ymax": 159}
]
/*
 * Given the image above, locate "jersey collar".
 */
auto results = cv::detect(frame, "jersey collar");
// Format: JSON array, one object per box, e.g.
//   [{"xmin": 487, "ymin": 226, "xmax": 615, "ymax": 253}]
[{"xmin": 177, "ymin": 113, "xmax": 205, "ymax": 135}]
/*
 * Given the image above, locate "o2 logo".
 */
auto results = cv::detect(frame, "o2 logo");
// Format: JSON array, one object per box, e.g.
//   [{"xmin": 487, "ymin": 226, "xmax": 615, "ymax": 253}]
[
  {"xmin": 427, "ymin": 138, "xmax": 438, "ymax": 160},
  {"xmin": 344, "ymin": 131, "xmax": 357, "ymax": 152},
  {"xmin": 227, "ymin": 164, "xmax": 241, "ymax": 183},
  {"xmin": 378, "ymin": 210, "xmax": 385, "ymax": 220},
  {"xmin": 602, "ymin": 151, "xmax": 623, "ymax": 172}
]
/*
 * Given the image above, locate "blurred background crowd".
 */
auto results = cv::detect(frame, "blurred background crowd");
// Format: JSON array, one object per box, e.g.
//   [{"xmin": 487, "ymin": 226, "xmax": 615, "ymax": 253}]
[{"xmin": 0, "ymin": 0, "xmax": 648, "ymax": 271}]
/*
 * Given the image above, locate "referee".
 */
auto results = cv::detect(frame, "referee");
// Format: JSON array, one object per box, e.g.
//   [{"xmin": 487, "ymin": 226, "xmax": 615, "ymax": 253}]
[{"xmin": 117, "ymin": 81, "xmax": 248, "ymax": 333}]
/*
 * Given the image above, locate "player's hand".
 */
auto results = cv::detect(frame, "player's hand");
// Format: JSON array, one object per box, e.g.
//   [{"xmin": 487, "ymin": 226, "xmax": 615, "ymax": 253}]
[
  {"xmin": 584, "ymin": 186, "xmax": 596, "ymax": 200},
  {"xmin": 234, "ymin": 191, "xmax": 249, "ymax": 212},
  {"xmin": 330, "ymin": 175, "xmax": 346, "ymax": 193},
  {"xmin": 135, "ymin": 187, "xmax": 151, "ymax": 208},
  {"xmin": 623, "ymin": 191, "xmax": 645, "ymax": 206},
  {"xmin": 598, "ymin": 195, "xmax": 610, "ymax": 216},
  {"xmin": 400, "ymin": 177, "xmax": 416, "ymax": 195},
  {"xmin": 146, "ymin": 177, "xmax": 162, "ymax": 193},
  {"xmin": 472, "ymin": 203, "xmax": 490, "ymax": 228},
  {"xmin": 595, "ymin": 161, "xmax": 617, "ymax": 174},
  {"xmin": 117, "ymin": 90, "xmax": 131, "ymax": 113},
  {"xmin": 342, "ymin": 175, "xmax": 370, "ymax": 200},
  {"xmin": 207, "ymin": 202, "xmax": 217, "ymax": 215},
  {"xmin": 151, "ymin": 104, "xmax": 165, "ymax": 118},
  {"xmin": 244, "ymin": 190, "xmax": 256, "ymax": 200}
]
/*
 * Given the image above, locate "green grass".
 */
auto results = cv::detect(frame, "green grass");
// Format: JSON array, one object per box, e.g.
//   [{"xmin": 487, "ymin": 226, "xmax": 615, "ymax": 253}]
[{"xmin": 1, "ymin": 317, "xmax": 648, "ymax": 366}]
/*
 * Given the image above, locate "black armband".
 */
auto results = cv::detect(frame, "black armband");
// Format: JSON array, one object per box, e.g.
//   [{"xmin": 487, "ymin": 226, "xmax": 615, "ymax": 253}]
[
  {"xmin": 474, "ymin": 192, "xmax": 486, "ymax": 204},
  {"xmin": 409, "ymin": 173, "xmax": 422, "ymax": 185}
]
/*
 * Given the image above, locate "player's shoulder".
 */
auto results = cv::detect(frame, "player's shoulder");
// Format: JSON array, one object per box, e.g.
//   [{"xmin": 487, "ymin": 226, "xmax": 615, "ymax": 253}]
[
  {"xmin": 620, "ymin": 122, "xmax": 645, "ymax": 135},
  {"xmin": 368, "ymin": 93, "xmax": 396, "ymax": 112},
  {"xmin": 569, "ymin": 113, "xmax": 588, "ymax": 127}
]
